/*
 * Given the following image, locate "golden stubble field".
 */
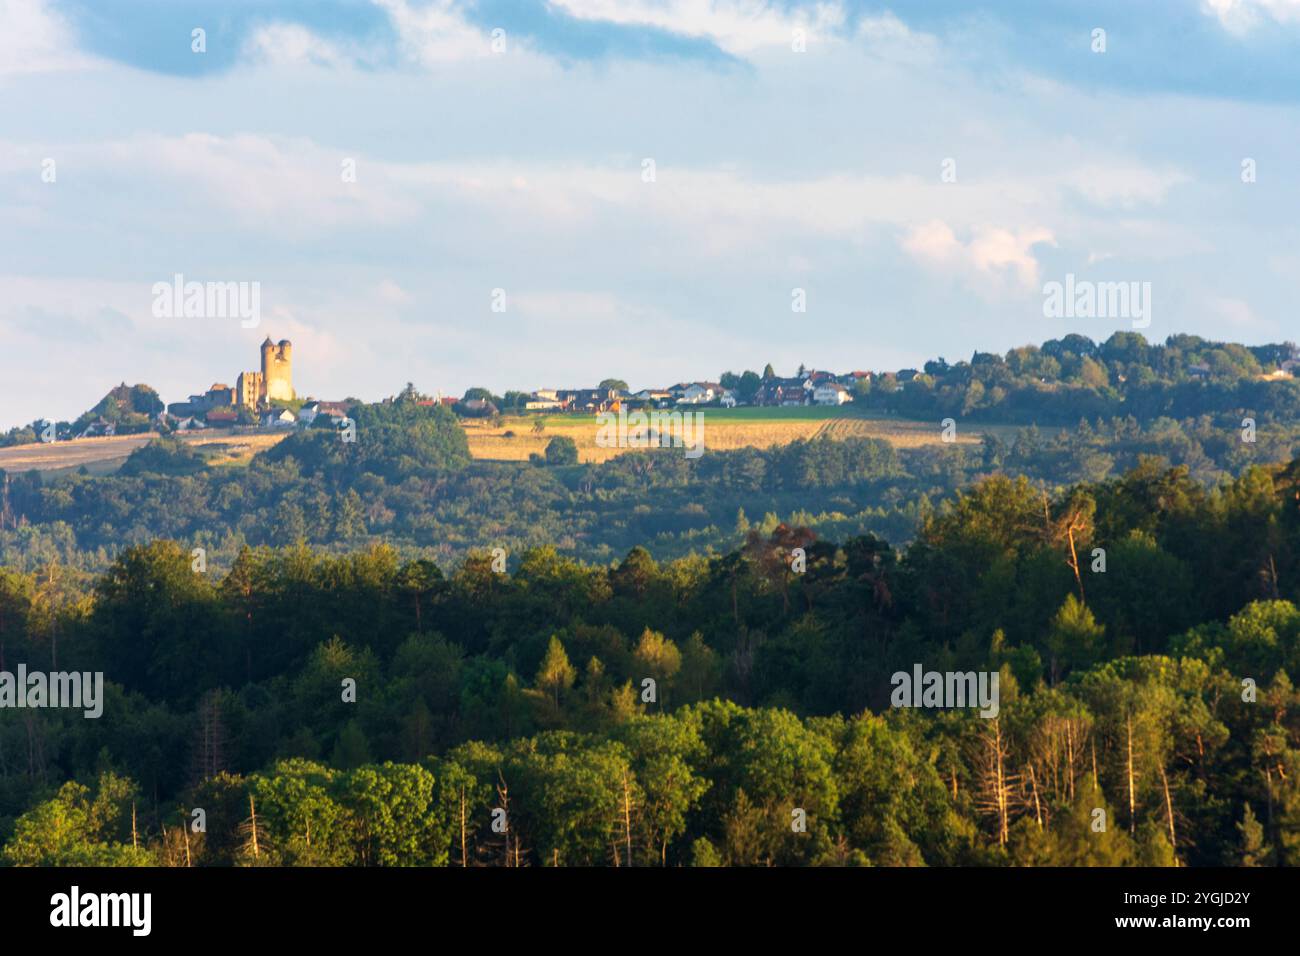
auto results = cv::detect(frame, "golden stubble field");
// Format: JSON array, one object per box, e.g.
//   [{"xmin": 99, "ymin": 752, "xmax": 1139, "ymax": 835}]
[
  {"xmin": 0, "ymin": 411, "xmax": 1043, "ymax": 474},
  {"xmin": 463, "ymin": 409, "xmax": 1025, "ymax": 464},
  {"xmin": 0, "ymin": 431, "xmax": 288, "ymax": 475}
]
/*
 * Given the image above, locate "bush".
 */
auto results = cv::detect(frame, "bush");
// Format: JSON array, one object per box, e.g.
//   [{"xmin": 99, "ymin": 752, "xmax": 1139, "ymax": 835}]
[{"xmin": 545, "ymin": 436, "xmax": 579, "ymax": 466}]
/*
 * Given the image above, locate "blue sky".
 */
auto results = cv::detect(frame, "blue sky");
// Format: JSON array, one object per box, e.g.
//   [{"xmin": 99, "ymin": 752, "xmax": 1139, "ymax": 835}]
[{"xmin": 3, "ymin": 0, "xmax": 1299, "ymax": 427}]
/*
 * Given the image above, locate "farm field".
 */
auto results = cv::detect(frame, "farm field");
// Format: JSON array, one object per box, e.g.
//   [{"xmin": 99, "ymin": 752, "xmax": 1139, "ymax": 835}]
[
  {"xmin": 0, "ymin": 431, "xmax": 288, "ymax": 475},
  {"xmin": 1, "ymin": 409, "xmax": 1058, "ymax": 473},
  {"xmin": 464, "ymin": 407, "xmax": 1048, "ymax": 463}
]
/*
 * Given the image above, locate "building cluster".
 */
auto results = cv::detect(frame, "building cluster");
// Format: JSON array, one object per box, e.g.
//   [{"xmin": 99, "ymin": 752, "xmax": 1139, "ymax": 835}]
[
  {"xmin": 165, "ymin": 337, "xmax": 297, "ymax": 429},
  {"xmin": 523, "ymin": 369, "xmax": 874, "ymax": 413},
  {"xmin": 87, "ymin": 340, "xmax": 1300, "ymax": 441},
  {"xmin": 159, "ymin": 337, "xmax": 349, "ymax": 432}
]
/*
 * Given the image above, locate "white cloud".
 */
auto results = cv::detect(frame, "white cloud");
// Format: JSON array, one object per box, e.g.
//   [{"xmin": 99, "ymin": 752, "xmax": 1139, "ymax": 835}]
[
  {"xmin": 0, "ymin": 0, "xmax": 91, "ymax": 76},
  {"xmin": 374, "ymin": 0, "xmax": 501, "ymax": 65},
  {"xmin": 1203, "ymin": 0, "xmax": 1300, "ymax": 33},
  {"xmin": 854, "ymin": 12, "xmax": 939, "ymax": 64},
  {"xmin": 241, "ymin": 0, "xmax": 507, "ymax": 70},
  {"xmin": 4, "ymin": 77, "xmax": 1211, "ymax": 351},
  {"xmin": 903, "ymin": 221, "xmax": 1055, "ymax": 293},
  {"xmin": 376, "ymin": 279, "xmax": 413, "ymax": 305},
  {"xmin": 96, "ymin": 133, "xmax": 415, "ymax": 235},
  {"xmin": 1209, "ymin": 296, "xmax": 1265, "ymax": 329},
  {"xmin": 5, "ymin": 126, "xmax": 1183, "ymax": 294},
  {"xmin": 547, "ymin": 0, "xmax": 846, "ymax": 54},
  {"xmin": 513, "ymin": 290, "xmax": 625, "ymax": 322},
  {"xmin": 1067, "ymin": 163, "xmax": 1190, "ymax": 208},
  {"xmin": 242, "ymin": 23, "xmax": 368, "ymax": 69}
]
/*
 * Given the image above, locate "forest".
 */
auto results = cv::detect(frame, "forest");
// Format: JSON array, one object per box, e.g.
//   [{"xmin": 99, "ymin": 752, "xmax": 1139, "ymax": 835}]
[
  {"xmin": 1, "ymin": 379, "xmax": 1298, "ymax": 575},
  {"xmin": 1, "ymin": 450, "xmax": 1297, "ymax": 866},
  {"xmin": 1, "ymin": 339, "xmax": 1298, "ymax": 867},
  {"xmin": 870, "ymin": 333, "xmax": 1300, "ymax": 426}
]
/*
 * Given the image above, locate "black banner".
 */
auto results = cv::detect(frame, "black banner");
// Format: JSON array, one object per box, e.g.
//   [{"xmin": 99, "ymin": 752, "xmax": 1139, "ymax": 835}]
[{"xmin": 0, "ymin": 865, "xmax": 1290, "ymax": 943}]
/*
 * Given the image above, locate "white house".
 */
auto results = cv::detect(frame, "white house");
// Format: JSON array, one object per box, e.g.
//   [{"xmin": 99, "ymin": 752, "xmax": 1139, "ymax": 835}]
[
  {"xmin": 299, "ymin": 401, "xmax": 352, "ymax": 424},
  {"xmin": 525, "ymin": 397, "xmax": 565, "ymax": 410},
  {"xmin": 76, "ymin": 418, "xmax": 117, "ymax": 439},
  {"xmin": 678, "ymin": 382, "xmax": 722, "ymax": 404},
  {"xmin": 262, "ymin": 409, "xmax": 297, "ymax": 427},
  {"xmin": 813, "ymin": 383, "xmax": 852, "ymax": 406},
  {"xmin": 525, "ymin": 389, "xmax": 565, "ymax": 409}
]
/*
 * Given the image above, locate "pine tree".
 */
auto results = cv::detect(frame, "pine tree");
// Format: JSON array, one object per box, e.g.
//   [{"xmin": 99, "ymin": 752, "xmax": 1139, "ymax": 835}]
[
  {"xmin": 1237, "ymin": 802, "xmax": 1270, "ymax": 866},
  {"xmin": 535, "ymin": 636, "xmax": 576, "ymax": 713}
]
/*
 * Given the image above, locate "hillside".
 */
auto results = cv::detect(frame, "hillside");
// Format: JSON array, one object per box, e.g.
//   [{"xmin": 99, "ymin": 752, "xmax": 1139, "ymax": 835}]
[{"xmin": 2, "ymin": 456, "xmax": 1298, "ymax": 867}]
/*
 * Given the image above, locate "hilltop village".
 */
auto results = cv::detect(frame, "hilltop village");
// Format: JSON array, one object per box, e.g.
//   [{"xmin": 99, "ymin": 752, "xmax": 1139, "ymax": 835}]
[
  {"xmin": 13, "ymin": 334, "xmax": 1299, "ymax": 443},
  {"xmin": 156, "ymin": 339, "xmax": 879, "ymax": 434}
]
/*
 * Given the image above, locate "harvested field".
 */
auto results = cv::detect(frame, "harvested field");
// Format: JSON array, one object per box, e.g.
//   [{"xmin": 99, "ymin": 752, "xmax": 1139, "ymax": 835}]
[
  {"xmin": 0, "ymin": 431, "xmax": 289, "ymax": 475},
  {"xmin": 0, "ymin": 411, "xmax": 1055, "ymax": 474},
  {"xmin": 464, "ymin": 408, "xmax": 1045, "ymax": 463}
]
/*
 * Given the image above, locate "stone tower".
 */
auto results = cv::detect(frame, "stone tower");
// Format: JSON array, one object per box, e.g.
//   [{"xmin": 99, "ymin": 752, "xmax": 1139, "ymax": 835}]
[
  {"xmin": 236, "ymin": 370, "xmax": 264, "ymax": 408},
  {"xmin": 260, "ymin": 337, "xmax": 294, "ymax": 402}
]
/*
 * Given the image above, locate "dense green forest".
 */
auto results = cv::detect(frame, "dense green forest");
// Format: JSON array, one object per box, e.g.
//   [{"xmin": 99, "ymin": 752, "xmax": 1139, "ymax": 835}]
[{"xmin": 1, "ymin": 452, "xmax": 1298, "ymax": 866}]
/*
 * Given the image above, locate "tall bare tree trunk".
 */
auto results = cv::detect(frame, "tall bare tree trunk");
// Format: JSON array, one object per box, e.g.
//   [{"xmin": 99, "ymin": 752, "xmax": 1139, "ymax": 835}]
[
  {"xmin": 248, "ymin": 794, "xmax": 261, "ymax": 860},
  {"xmin": 1027, "ymin": 763, "xmax": 1043, "ymax": 828},
  {"xmin": 974, "ymin": 720, "xmax": 1014, "ymax": 846},
  {"xmin": 1159, "ymin": 765, "xmax": 1177, "ymax": 858},
  {"xmin": 459, "ymin": 786, "xmax": 467, "ymax": 867},
  {"xmin": 1066, "ymin": 524, "xmax": 1085, "ymax": 602},
  {"xmin": 622, "ymin": 770, "xmax": 634, "ymax": 867},
  {"xmin": 1066, "ymin": 722, "xmax": 1076, "ymax": 801},
  {"xmin": 1126, "ymin": 713, "xmax": 1137, "ymax": 835},
  {"xmin": 995, "ymin": 722, "xmax": 1009, "ymax": 845}
]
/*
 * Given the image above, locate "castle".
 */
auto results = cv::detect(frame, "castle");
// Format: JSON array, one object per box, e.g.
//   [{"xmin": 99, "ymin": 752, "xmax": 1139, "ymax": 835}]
[
  {"xmin": 237, "ymin": 338, "xmax": 295, "ymax": 407},
  {"xmin": 166, "ymin": 338, "xmax": 294, "ymax": 421}
]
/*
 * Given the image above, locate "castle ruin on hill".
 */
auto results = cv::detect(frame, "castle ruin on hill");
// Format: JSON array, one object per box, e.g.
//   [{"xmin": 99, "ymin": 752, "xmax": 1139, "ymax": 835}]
[
  {"xmin": 237, "ymin": 338, "xmax": 295, "ymax": 407},
  {"xmin": 166, "ymin": 337, "xmax": 295, "ymax": 421}
]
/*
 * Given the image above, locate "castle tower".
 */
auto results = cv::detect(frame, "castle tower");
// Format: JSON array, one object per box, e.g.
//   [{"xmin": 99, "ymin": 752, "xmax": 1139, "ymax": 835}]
[
  {"xmin": 236, "ymin": 370, "xmax": 263, "ymax": 408},
  {"xmin": 261, "ymin": 337, "xmax": 294, "ymax": 402}
]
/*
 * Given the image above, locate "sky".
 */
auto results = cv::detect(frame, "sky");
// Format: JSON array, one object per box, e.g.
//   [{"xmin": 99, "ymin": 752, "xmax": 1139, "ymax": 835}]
[{"xmin": 2, "ymin": 0, "xmax": 1299, "ymax": 427}]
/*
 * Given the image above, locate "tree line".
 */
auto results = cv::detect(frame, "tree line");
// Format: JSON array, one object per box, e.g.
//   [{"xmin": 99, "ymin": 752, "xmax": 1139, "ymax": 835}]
[{"xmin": 1, "ymin": 455, "xmax": 1298, "ymax": 865}]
